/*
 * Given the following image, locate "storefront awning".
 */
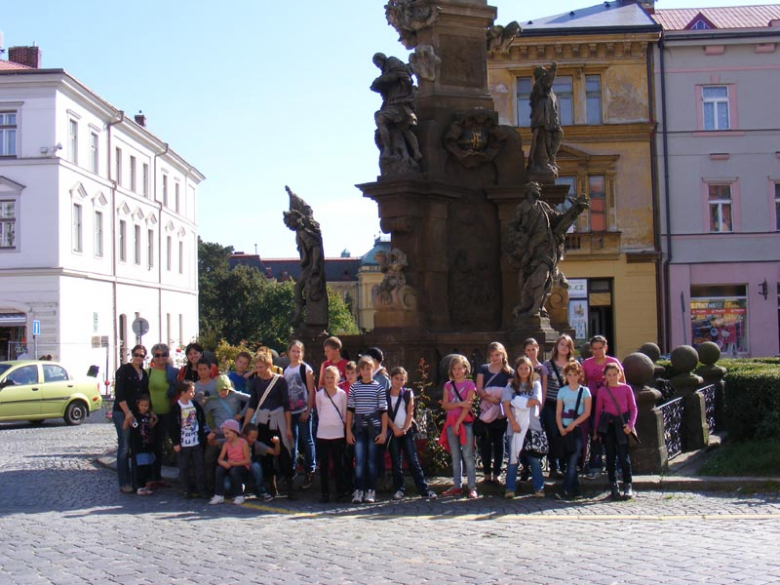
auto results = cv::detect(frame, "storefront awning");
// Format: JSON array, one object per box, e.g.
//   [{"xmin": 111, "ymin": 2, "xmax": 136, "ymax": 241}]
[{"xmin": 0, "ymin": 313, "xmax": 26, "ymax": 326}]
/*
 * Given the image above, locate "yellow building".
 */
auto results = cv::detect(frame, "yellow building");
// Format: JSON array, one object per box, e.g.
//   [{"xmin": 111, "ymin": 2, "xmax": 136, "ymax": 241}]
[{"xmin": 488, "ymin": 1, "xmax": 662, "ymax": 358}]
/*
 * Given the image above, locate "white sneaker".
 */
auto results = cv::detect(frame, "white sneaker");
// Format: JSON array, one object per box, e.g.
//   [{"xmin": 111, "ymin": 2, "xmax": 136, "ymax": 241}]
[
  {"xmin": 351, "ymin": 490, "xmax": 363, "ymax": 504},
  {"xmin": 365, "ymin": 489, "xmax": 376, "ymax": 503},
  {"xmin": 392, "ymin": 490, "xmax": 404, "ymax": 500},
  {"xmin": 233, "ymin": 495, "xmax": 245, "ymax": 505},
  {"xmin": 208, "ymin": 495, "xmax": 224, "ymax": 505},
  {"xmin": 425, "ymin": 489, "xmax": 438, "ymax": 500}
]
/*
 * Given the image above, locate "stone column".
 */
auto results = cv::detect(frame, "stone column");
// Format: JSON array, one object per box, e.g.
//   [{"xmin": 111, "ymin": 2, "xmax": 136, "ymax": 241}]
[
  {"xmin": 695, "ymin": 341, "xmax": 727, "ymax": 432},
  {"xmin": 623, "ymin": 352, "xmax": 668, "ymax": 474},
  {"xmin": 669, "ymin": 345, "xmax": 708, "ymax": 451}
]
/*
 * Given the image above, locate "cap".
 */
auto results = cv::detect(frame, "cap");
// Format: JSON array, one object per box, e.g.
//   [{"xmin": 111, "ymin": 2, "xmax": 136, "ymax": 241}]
[{"xmin": 220, "ymin": 419, "xmax": 240, "ymax": 435}]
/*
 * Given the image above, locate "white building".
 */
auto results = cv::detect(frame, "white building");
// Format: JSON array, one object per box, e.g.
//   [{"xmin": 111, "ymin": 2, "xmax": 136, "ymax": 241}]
[{"xmin": 0, "ymin": 46, "xmax": 204, "ymax": 380}]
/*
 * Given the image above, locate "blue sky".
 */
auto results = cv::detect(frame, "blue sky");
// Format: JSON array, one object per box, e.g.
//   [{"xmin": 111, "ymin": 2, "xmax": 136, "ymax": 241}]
[{"xmin": 1, "ymin": 0, "xmax": 760, "ymax": 259}]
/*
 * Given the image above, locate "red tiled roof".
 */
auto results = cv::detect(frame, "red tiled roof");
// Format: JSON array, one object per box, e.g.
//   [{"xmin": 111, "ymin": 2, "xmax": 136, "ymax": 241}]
[
  {"xmin": 653, "ymin": 5, "xmax": 780, "ymax": 30},
  {"xmin": 0, "ymin": 60, "xmax": 31, "ymax": 70}
]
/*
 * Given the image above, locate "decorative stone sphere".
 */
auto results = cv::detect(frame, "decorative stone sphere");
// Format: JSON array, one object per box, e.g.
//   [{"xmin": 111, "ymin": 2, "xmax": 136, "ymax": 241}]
[
  {"xmin": 697, "ymin": 341, "xmax": 721, "ymax": 366},
  {"xmin": 440, "ymin": 354, "xmax": 470, "ymax": 380},
  {"xmin": 638, "ymin": 342, "xmax": 661, "ymax": 363},
  {"xmin": 623, "ymin": 352, "xmax": 655, "ymax": 387},
  {"xmin": 670, "ymin": 344, "xmax": 699, "ymax": 374}
]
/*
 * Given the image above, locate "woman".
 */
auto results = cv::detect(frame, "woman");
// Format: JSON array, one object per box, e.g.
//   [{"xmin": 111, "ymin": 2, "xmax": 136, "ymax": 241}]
[
  {"xmin": 177, "ymin": 342, "xmax": 218, "ymax": 383},
  {"xmin": 113, "ymin": 345, "xmax": 149, "ymax": 493},
  {"xmin": 543, "ymin": 334, "xmax": 576, "ymax": 478},
  {"xmin": 148, "ymin": 343, "xmax": 179, "ymax": 485}
]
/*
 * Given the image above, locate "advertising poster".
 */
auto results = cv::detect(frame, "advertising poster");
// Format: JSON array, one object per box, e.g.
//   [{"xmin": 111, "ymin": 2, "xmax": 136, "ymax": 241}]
[
  {"xmin": 569, "ymin": 299, "xmax": 589, "ymax": 342},
  {"xmin": 690, "ymin": 297, "xmax": 748, "ymax": 354}
]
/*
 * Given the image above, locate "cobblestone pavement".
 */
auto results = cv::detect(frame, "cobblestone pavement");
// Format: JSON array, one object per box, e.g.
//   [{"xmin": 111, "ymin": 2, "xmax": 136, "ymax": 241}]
[{"xmin": 1, "ymin": 418, "xmax": 780, "ymax": 584}]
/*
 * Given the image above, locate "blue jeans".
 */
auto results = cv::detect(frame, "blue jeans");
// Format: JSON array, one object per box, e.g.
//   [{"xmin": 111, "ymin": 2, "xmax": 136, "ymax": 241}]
[
  {"xmin": 388, "ymin": 431, "xmax": 429, "ymax": 496},
  {"xmin": 249, "ymin": 461, "xmax": 265, "ymax": 496},
  {"xmin": 215, "ymin": 465, "xmax": 249, "ymax": 497},
  {"xmin": 563, "ymin": 431, "xmax": 584, "ymax": 495},
  {"xmin": 446, "ymin": 423, "xmax": 475, "ymax": 490},
  {"xmin": 353, "ymin": 427, "xmax": 379, "ymax": 491},
  {"xmin": 291, "ymin": 411, "xmax": 316, "ymax": 474},
  {"xmin": 113, "ymin": 409, "xmax": 132, "ymax": 488},
  {"xmin": 506, "ymin": 455, "xmax": 544, "ymax": 493}
]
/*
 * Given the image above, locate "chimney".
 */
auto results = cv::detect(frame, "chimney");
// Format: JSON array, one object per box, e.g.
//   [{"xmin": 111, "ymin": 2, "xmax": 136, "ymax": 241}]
[
  {"xmin": 134, "ymin": 111, "xmax": 146, "ymax": 127},
  {"xmin": 9, "ymin": 46, "xmax": 42, "ymax": 69}
]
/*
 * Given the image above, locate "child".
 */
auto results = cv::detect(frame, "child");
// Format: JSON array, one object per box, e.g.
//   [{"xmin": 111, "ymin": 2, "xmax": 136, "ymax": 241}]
[
  {"xmin": 243, "ymin": 423, "xmax": 281, "ymax": 501},
  {"xmin": 126, "ymin": 394, "xmax": 157, "ymax": 495},
  {"xmin": 475, "ymin": 342, "xmax": 514, "ymax": 484},
  {"xmin": 387, "ymin": 367, "xmax": 437, "ymax": 500},
  {"xmin": 209, "ymin": 419, "xmax": 251, "ymax": 505},
  {"xmin": 315, "ymin": 366, "xmax": 348, "ymax": 503},
  {"xmin": 194, "ymin": 357, "xmax": 216, "ymax": 404},
  {"xmin": 594, "ymin": 363, "xmax": 637, "ymax": 500},
  {"xmin": 346, "ymin": 356, "xmax": 388, "ymax": 504},
  {"xmin": 544, "ymin": 334, "xmax": 576, "ymax": 478},
  {"xmin": 503, "ymin": 357, "xmax": 545, "ymax": 499},
  {"xmin": 169, "ymin": 380, "xmax": 208, "ymax": 498},
  {"xmin": 440, "ymin": 355, "xmax": 478, "ymax": 499},
  {"xmin": 283, "ymin": 340, "xmax": 317, "ymax": 490},
  {"xmin": 340, "ymin": 359, "xmax": 358, "ymax": 493},
  {"xmin": 340, "ymin": 361, "xmax": 357, "ymax": 394},
  {"xmin": 228, "ymin": 351, "xmax": 254, "ymax": 394},
  {"xmin": 556, "ymin": 361, "xmax": 592, "ymax": 500},
  {"xmin": 319, "ymin": 336, "xmax": 348, "ymax": 387}
]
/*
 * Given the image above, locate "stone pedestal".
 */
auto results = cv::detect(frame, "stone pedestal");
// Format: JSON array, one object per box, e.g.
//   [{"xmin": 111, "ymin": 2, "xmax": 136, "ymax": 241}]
[
  {"xmin": 623, "ymin": 352, "xmax": 668, "ymax": 474},
  {"xmin": 695, "ymin": 341, "xmax": 727, "ymax": 432},
  {"xmin": 669, "ymin": 345, "xmax": 708, "ymax": 451}
]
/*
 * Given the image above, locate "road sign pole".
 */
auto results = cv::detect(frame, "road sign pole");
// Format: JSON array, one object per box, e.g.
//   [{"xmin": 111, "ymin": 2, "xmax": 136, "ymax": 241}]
[{"xmin": 34, "ymin": 335, "xmax": 38, "ymax": 359}]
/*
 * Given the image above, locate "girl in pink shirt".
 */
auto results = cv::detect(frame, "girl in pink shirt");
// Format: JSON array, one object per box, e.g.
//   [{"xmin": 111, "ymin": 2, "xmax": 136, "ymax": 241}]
[
  {"xmin": 209, "ymin": 419, "xmax": 251, "ymax": 505},
  {"xmin": 440, "ymin": 355, "xmax": 478, "ymax": 499}
]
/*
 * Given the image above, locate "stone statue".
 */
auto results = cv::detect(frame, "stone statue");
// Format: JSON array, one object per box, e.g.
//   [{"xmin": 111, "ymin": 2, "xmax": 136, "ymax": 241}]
[
  {"xmin": 283, "ymin": 186, "xmax": 328, "ymax": 331},
  {"xmin": 371, "ymin": 52, "xmax": 422, "ymax": 175},
  {"xmin": 372, "ymin": 248, "xmax": 418, "ymax": 311},
  {"xmin": 385, "ymin": 0, "xmax": 441, "ymax": 49},
  {"xmin": 506, "ymin": 182, "xmax": 588, "ymax": 318},
  {"xmin": 486, "ymin": 21, "xmax": 522, "ymax": 55},
  {"xmin": 409, "ymin": 44, "xmax": 441, "ymax": 82},
  {"xmin": 527, "ymin": 62, "xmax": 564, "ymax": 176}
]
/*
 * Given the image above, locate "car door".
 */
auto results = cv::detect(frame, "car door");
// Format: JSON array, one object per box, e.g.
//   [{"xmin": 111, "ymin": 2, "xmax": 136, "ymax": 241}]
[
  {"xmin": 0, "ymin": 364, "xmax": 42, "ymax": 420},
  {"xmin": 40, "ymin": 364, "xmax": 72, "ymax": 417}
]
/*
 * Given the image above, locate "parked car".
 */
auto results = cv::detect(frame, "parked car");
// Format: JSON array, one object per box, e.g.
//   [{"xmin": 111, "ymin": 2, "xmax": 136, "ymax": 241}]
[{"xmin": 0, "ymin": 360, "xmax": 103, "ymax": 425}]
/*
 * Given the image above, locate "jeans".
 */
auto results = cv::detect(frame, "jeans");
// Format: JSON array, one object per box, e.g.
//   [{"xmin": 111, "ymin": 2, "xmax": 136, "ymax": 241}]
[
  {"xmin": 506, "ymin": 455, "xmax": 543, "ymax": 493},
  {"xmin": 291, "ymin": 411, "xmax": 316, "ymax": 474},
  {"xmin": 541, "ymin": 401, "xmax": 562, "ymax": 472},
  {"xmin": 317, "ymin": 437, "xmax": 345, "ymax": 497},
  {"xmin": 446, "ymin": 423, "xmax": 475, "ymax": 490},
  {"xmin": 477, "ymin": 419, "xmax": 506, "ymax": 478},
  {"xmin": 602, "ymin": 424, "xmax": 633, "ymax": 484},
  {"xmin": 353, "ymin": 427, "xmax": 379, "ymax": 491},
  {"xmin": 204, "ymin": 441, "xmax": 222, "ymax": 494},
  {"xmin": 388, "ymin": 431, "xmax": 429, "ymax": 496},
  {"xmin": 177, "ymin": 444, "xmax": 206, "ymax": 496},
  {"xmin": 215, "ymin": 465, "xmax": 249, "ymax": 497},
  {"xmin": 563, "ymin": 430, "xmax": 583, "ymax": 495},
  {"xmin": 113, "ymin": 409, "xmax": 132, "ymax": 488}
]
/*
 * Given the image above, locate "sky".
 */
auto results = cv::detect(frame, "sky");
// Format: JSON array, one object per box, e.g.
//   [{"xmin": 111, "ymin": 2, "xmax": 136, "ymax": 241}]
[{"xmin": 0, "ymin": 0, "xmax": 763, "ymax": 259}]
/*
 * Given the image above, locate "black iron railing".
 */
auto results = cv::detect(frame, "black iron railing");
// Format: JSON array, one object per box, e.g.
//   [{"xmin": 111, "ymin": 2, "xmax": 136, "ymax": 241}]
[
  {"xmin": 697, "ymin": 384, "xmax": 717, "ymax": 435},
  {"xmin": 660, "ymin": 396, "xmax": 684, "ymax": 460}
]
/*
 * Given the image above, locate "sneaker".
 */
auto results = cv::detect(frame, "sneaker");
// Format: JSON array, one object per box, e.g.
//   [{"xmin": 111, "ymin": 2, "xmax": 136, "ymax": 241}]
[
  {"xmin": 555, "ymin": 491, "xmax": 571, "ymax": 501},
  {"xmin": 302, "ymin": 472, "xmax": 314, "ymax": 490},
  {"xmin": 136, "ymin": 487, "xmax": 152, "ymax": 496},
  {"xmin": 233, "ymin": 495, "xmax": 245, "ymax": 505},
  {"xmin": 467, "ymin": 489, "xmax": 478, "ymax": 499},
  {"xmin": 441, "ymin": 487, "xmax": 463, "ymax": 497},
  {"xmin": 261, "ymin": 492, "xmax": 274, "ymax": 502},
  {"xmin": 623, "ymin": 483, "xmax": 634, "ymax": 500},
  {"xmin": 425, "ymin": 490, "xmax": 438, "ymax": 500},
  {"xmin": 208, "ymin": 495, "xmax": 224, "ymax": 505},
  {"xmin": 392, "ymin": 490, "xmax": 405, "ymax": 501},
  {"xmin": 120, "ymin": 485, "xmax": 134, "ymax": 494},
  {"xmin": 351, "ymin": 490, "xmax": 364, "ymax": 503},
  {"xmin": 504, "ymin": 490, "xmax": 514, "ymax": 499},
  {"xmin": 365, "ymin": 489, "xmax": 376, "ymax": 503},
  {"xmin": 534, "ymin": 489, "xmax": 545, "ymax": 498}
]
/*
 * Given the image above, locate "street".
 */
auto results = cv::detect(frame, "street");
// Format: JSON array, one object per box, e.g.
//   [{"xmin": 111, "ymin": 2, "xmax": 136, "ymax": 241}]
[{"xmin": 1, "ymin": 416, "xmax": 779, "ymax": 585}]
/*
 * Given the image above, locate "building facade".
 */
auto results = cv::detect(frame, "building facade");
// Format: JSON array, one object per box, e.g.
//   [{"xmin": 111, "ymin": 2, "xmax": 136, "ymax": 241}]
[
  {"xmin": 0, "ymin": 47, "xmax": 204, "ymax": 379},
  {"xmin": 488, "ymin": 1, "xmax": 662, "ymax": 358},
  {"xmin": 653, "ymin": 5, "xmax": 780, "ymax": 356}
]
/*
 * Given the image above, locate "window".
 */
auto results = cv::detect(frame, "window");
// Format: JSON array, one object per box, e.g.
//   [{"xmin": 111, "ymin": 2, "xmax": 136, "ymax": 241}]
[
  {"xmin": 130, "ymin": 156, "xmax": 137, "ymax": 192},
  {"xmin": 586, "ymin": 75, "xmax": 602, "ymax": 125},
  {"xmin": 72, "ymin": 203, "xmax": 83, "ymax": 252},
  {"xmin": 691, "ymin": 285, "xmax": 747, "ymax": 354},
  {"xmin": 147, "ymin": 229, "xmax": 154, "ymax": 268},
  {"xmin": 554, "ymin": 76, "xmax": 573, "ymax": 126},
  {"xmin": 708, "ymin": 184, "xmax": 732, "ymax": 232},
  {"xmin": 588, "ymin": 175, "xmax": 607, "ymax": 231},
  {"xmin": 0, "ymin": 111, "xmax": 17, "ymax": 156},
  {"xmin": 775, "ymin": 183, "xmax": 780, "ymax": 231},
  {"xmin": 516, "ymin": 77, "xmax": 532, "ymax": 128},
  {"xmin": 134, "ymin": 224, "xmax": 141, "ymax": 265},
  {"xmin": 94, "ymin": 210, "xmax": 104, "ymax": 257},
  {"xmin": 7, "ymin": 365, "xmax": 38, "ymax": 386},
  {"xmin": 178, "ymin": 313, "xmax": 183, "ymax": 346},
  {"xmin": 178, "ymin": 240, "xmax": 184, "ymax": 274},
  {"xmin": 175, "ymin": 183, "xmax": 180, "ymax": 213},
  {"xmin": 166, "ymin": 235, "xmax": 172, "ymax": 270},
  {"xmin": 119, "ymin": 220, "xmax": 127, "ymax": 262},
  {"xmin": 162, "ymin": 175, "xmax": 169, "ymax": 207},
  {"xmin": 90, "ymin": 132, "xmax": 99, "ymax": 173},
  {"xmin": 703, "ymin": 86, "xmax": 729, "ymax": 130},
  {"xmin": 68, "ymin": 119, "xmax": 79, "ymax": 164},
  {"xmin": 115, "ymin": 147, "xmax": 122, "ymax": 185},
  {"xmin": 42, "ymin": 364, "xmax": 69, "ymax": 383},
  {"xmin": 142, "ymin": 164, "xmax": 149, "ymax": 197},
  {"xmin": 166, "ymin": 313, "xmax": 171, "ymax": 345},
  {"xmin": 556, "ymin": 176, "xmax": 577, "ymax": 232},
  {"xmin": 0, "ymin": 200, "xmax": 15, "ymax": 248}
]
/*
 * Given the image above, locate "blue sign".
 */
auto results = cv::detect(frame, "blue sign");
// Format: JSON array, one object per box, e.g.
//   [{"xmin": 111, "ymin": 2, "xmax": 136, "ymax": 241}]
[{"xmin": 32, "ymin": 319, "xmax": 41, "ymax": 336}]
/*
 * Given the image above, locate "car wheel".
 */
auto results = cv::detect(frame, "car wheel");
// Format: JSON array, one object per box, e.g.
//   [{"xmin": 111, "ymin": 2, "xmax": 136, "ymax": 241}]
[{"xmin": 64, "ymin": 401, "xmax": 87, "ymax": 426}]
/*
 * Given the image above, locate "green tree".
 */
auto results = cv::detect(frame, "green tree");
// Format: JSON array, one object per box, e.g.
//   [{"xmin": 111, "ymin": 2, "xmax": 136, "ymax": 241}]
[{"xmin": 328, "ymin": 288, "xmax": 359, "ymax": 336}]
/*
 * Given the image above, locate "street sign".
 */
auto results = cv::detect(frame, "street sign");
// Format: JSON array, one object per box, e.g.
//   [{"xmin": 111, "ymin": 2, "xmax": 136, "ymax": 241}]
[
  {"xmin": 32, "ymin": 319, "xmax": 41, "ymax": 336},
  {"xmin": 132, "ymin": 318, "xmax": 149, "ymax": 337}
]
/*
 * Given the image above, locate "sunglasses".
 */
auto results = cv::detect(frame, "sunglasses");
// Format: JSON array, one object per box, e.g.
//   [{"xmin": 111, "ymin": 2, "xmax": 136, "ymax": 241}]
[
  {"xmin": 132, "ymin": 353, "xmax": 146, "ymax": 359},
  {"xmin": 153, "ymin": 353, "xmax": 169, "ymax": 358}
]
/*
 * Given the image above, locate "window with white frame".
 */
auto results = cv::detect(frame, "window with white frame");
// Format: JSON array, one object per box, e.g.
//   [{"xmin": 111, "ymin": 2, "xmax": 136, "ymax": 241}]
[
  {"xmin": 94, "ymin": 210, "xmax": 104, "ymax": 257},
  {"xmin": 0, "ymin": 200, "xmax": 16, "ymax": 248},
  {"xmin": 130, "ymin": 156, "xmax": 137, "ymax": 192},
  {"xmin": 147, "ymin": 229, "xmax": 154, "ymax": 268},
  {"xmin": 586, "ymin": 75, "xmax": 602, "ymax": 125},
  {"xmin": 0, "ymin": 111, "xmax": 18, "ymax": 156},
  {"xmin": 703, "ymin": 86, "xmax": 730, "ymax": 130},
  {"xmin": 134, "ymin": 224, "xmax": 141, "ymax": 265},
  {"xmin": 708, "ymin": 184, "xmax": 733, "ymax": 232},
  {"xmin": 115, "ymin": 147, "xmax": 122, "ymax": 185},
  {"xmin": 68, "ymin": 119, "xmax": 79, "ymax": 165},
  {"xmin": 119, "ymin": 220, "xmax": 127, "ymax": 262},
  {"xmin": 162, "ymin": 175, "xmax": 169, "ymax": 207},
  {"xmin": 142, "ymin": 163, "xmax": 149, "ymax": 197},
  {"xmin": 178, "ymin": 240, "xmax": 184, "ymax": 274},
  {"xmin": 166, "ymin": 235, "xmax": 172, "ymax": 270},
  {"xmin": 554, "ymin": 76, "xmax": 573, "ymax": 126},
  {"xmin": 175, "ymin": 183, "xmax": 180, "ymax": 214},
  {"xmin": 90, "ymin": 132, "xmax": 99, "ymax": 174},
  {"xmin": 72, "ymin": 203, "xmax": 83, "ymax": 252}
]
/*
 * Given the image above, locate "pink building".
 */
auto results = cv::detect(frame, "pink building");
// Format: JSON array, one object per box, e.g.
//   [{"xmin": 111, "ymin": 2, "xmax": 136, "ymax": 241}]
[{"xmin": 654, "ymin": 5, "xmax": 780, "ymax": 356}]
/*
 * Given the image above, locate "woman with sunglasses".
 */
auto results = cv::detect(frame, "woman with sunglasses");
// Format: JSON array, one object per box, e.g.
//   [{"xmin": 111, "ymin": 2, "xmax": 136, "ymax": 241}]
[
  {"xmin": 148, "ymin": 343, "xmax": 179, "ymax": 486},
  {"xmin": 114, "ymin": 345, "xmax": 150, "ymax": 493}
]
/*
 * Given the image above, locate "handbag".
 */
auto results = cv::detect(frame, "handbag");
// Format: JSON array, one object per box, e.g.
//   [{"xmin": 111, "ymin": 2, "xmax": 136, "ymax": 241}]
[
  {"xmin": 603, "ymin": 386, "xmax": 640, "ymax": 447},
  {"xmin": 522, "ymin": 428, "xmax": 549, "ymax": 457}
]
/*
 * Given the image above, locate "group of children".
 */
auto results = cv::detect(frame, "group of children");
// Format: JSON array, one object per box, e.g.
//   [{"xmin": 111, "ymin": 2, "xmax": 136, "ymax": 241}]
[{"xmin": 123, "ymin": 333, "xmax": 638, "ymax": 505}]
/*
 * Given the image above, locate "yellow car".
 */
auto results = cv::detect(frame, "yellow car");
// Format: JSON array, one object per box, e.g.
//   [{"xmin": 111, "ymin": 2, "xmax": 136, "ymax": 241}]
[{"xmin": 0, "ymin": 360, "xmax": 103, "ymax": 425}]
